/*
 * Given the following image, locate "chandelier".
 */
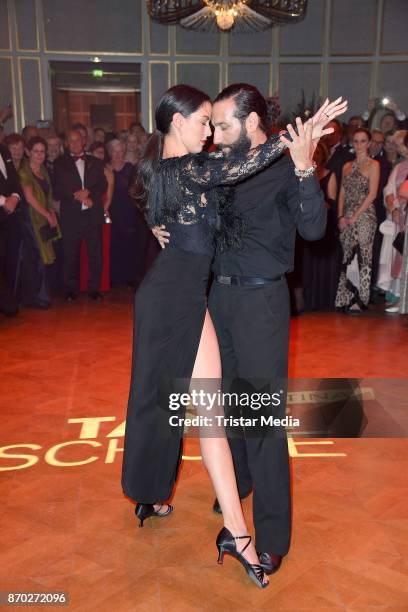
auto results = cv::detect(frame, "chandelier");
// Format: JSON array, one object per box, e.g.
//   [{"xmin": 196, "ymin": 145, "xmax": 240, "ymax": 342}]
[{"xmin": 147, "ymin": 0, "xmax": 308, "ymax": 33}]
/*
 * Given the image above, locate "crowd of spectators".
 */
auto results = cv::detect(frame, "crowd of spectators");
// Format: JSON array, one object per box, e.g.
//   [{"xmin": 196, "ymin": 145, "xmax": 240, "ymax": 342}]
[
  {"xmin": 0, "ymin": 107, "xmax": 156, "ymax": 315},
  {"xmin": 0, "ymin": 95, "xmax": 407, "ymax": 318}
]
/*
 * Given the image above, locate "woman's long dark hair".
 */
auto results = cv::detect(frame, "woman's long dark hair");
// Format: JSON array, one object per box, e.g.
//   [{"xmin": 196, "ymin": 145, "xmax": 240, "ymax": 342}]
[{"xmin": 131, "ymin": 84, "xmax": 211, "ymax": 218}]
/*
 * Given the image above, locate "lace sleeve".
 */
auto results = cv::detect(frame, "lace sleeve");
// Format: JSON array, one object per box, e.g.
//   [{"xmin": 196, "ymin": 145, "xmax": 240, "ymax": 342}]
[{"xmin": 179, "ymin": 134, "xmax": 286, "ymax": 191}]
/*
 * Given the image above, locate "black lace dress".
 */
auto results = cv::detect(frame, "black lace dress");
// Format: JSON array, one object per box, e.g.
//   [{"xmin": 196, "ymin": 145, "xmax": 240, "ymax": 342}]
[{"xmin": 121, "ymin": 136, "xmax": 286, "ymax": 504}]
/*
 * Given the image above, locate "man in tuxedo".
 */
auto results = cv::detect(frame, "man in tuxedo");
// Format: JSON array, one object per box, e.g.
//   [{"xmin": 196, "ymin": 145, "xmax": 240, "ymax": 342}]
[
  {"xmin": 0, "ymin": 143, "xmax": 20, "ymax": 316},
  {"xmin": 53, "ymin": 129, "xmax": 107, "ymax": 301}
]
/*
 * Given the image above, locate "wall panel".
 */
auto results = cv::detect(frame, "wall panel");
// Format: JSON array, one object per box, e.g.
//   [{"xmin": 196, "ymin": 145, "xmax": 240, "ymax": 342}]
[
  {"xmin": 329, "ymin": 63, "xmax": 371, "ymax": 120},
  {"xmin": 0, "ymin": 0, "xmax": 10, "ymax": 50},
  {"xmin": 378, "ymin": 62, "xmax": 408, "ymax": 112},
  {"xmin": 15, "ymin": 0, "xmax": 38, "ymax": 51},
  {"xmin": 19, "ymin": 58, "xmax": 42, "ymax": 125},
  {"xmin": 176, "ymin": 26, "xmax": 220, "ymax": 55},
  {"xmin": 176, "ymin": 63, "xmax": 220, "ymax": 100},
  {"xmin": 149, "ymin": 21, "xmax": 169, "ymax": 55},
  {"xmin": 330, "ymin": 0, "xmax": 378, "ymax": 55},
  {"xmin": 228, "ymin": 63, "xmax": 270, "ymax": 96},
  {"xmin": 280, "ymin": 0, "xmax": 325, "ymax": 56},
  {"xmin": 229, "ymin": 30, "xmax": 272, "ymax": 56},
  {"xmin": 149, "ymin": 62, "xmax": 170, "ymax": 131},
  {"xmin": 382, "ymin": 0, "xmax": 407, "ymax": 54},
  {"xmin": 0, "ymin": 56, "xmax": 16, "ymax": 131},
  {"xmin": 279, "ymin": 63, "xmax": 321, "ymax": 115},
  {"xmin": 42, "ymin": 0, "xmax": 142, "ymax": 53}
]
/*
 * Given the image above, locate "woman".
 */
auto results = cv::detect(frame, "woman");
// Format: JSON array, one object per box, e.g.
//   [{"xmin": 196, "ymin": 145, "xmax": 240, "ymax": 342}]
[
  {"xmin": 106, "ymin": 138, "xmax": 151, "ymax": 288},
  {"xmin": 396, "ymin": 180, "xmax": 408, "ymax": 314},
  {"xmin": 124, "ymin": 131, "xmax": 142, "ymax": 165},
  {"xmin": 302, "ymin": 141, "xmax": 338, "ymax": 310},
  {"xmin": 5, "ymin": 133, "xmax": 25, "ymax": 171},
  {"xmin": 89, "ymin": 141, "xmax": 114, "ymax": 215},
  {"xmin": 381, "ymin": 132, "xmax": 408, "ymax": 307},
  {"xmin": 122, "ymin": 85, "xmax": 344, "ymax": 587},
  {"xmin": 335, "ymin": 128, "xmax": 380, "ymax": 313},
  {"xmin": 18, "ymin": 136, "xmax": 61, "ymax": 308}
]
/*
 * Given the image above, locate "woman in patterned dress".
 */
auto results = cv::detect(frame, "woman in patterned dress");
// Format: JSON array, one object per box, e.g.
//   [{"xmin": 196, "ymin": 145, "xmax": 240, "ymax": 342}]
[{"xmin": 335, "ymin": 128, "xmax": 380, "ymax": 313}]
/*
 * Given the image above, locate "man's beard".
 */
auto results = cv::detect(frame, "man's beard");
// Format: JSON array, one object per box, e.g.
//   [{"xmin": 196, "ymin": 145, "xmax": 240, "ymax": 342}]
[{"xmin": 218, "ymin": 124, "xmax": 252, "ymax": 157}]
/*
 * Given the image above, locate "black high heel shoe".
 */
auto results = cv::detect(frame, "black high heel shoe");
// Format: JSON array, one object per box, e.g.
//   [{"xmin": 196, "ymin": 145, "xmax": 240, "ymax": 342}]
[
  {"xmin": 216, "ymin": 527, "xmax": 268, "ymax": 589},
  {"xmin": 135, "ymin": 502, "xmax": 173, "ymax": 527}
]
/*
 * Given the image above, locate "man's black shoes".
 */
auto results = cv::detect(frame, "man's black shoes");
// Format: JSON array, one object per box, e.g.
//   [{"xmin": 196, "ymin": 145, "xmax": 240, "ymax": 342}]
[
  {"xmin": 257, "ymin": 552, "xmax": 283, "ymax": 575},
  {"xmin": 88, "ymin": 291, "xmax": 103, "ymax": 301},
  {"xmin": 64, "ymin": 292, "xmax": 78, "ymax": 303}
]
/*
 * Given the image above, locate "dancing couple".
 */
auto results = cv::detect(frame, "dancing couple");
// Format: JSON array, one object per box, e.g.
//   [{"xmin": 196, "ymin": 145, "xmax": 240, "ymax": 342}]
[{"xmin": 121, "ymin": 83, "xmax": 347, "ymax": 588}]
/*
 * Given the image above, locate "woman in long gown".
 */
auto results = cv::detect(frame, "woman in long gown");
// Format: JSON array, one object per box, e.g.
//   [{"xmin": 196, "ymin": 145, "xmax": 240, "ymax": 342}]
[
  {"xmin": 302, "ymin": 142, "xmax": 338, "ymax": 310},
  {"xmin": 18, "ymin": 136, "xmax": 61, "ymax": 308},
  {"xmin": 106, "ymin": 138, "xmax": 151, "ymax": 288},
  {"xmin": 335, "ymin": 128, "xmax": 380, "ymax": 313},
  {"xmin": 396, "ymin": 179, "xmax": 408, "ymax": 314},
  {"xmin": 121, "ymin": 85, "xmax": 346, "ymax": 587}
]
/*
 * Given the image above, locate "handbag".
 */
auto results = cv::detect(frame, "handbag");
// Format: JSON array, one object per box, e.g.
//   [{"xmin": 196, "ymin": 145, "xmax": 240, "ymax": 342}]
[
  {"xmin": 393, "ymin": 231, "xmax": 405, "ymax": 255},
  {"xmin": 39, "ymin": 224, "xmax": 58, "ymax": 242}
]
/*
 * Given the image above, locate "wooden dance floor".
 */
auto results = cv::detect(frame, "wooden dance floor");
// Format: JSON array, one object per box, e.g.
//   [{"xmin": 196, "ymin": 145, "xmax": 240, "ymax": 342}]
[{"xmin": 1, "ymin": 291, "xmax": 407, "ymax": 611}]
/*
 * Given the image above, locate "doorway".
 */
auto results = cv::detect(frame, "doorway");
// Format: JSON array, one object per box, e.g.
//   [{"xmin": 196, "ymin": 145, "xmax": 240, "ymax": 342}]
[{"xmin": 50, "ymin": 61, "xmax": 142, "ymax": 135}]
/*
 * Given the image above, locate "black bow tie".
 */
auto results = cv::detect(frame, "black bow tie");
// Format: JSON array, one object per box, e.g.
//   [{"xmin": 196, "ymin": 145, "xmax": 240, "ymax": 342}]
[{"xmin": 73, "ymin": 154, "xmax": 85, "ymax": 162}]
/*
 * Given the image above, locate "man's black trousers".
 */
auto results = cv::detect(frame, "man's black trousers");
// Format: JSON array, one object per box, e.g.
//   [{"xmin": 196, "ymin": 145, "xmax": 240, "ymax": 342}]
[{"xmin": 208, "ymin": 277, "xmax": 291, "ymax": 555}]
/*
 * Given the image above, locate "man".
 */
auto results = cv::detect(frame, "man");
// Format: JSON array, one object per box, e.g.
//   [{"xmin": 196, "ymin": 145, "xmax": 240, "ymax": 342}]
[
  {"xmin": 0, "ymin": 105, "xmax": 13, "ymax": 144},
  {"xmin": 21, "ymin": 125, "xmax": 38, "ymax": 145},
  {"xmin": 53, "ymin": 129, "xmax": 107, "ymax": 301},
  {"xmin": 208, "ymin": 84, "xmax": 327, "ymax": 575},
  {"xmin": 93, "ymin": 127, "xmax": 106, "ymax": 144},
  {"xmin": 324, "ymin": 119, "xmax": 354, "ymax": 193},
  {"xmin": 369, "ymin": 129, "xmax": 393, "ymax": 296},
  {"xmin": 45, "ymin": 135, "xmax": 63, "ymax": 178},
  {"xmin": 0, "ymin": 142, "xmax": 20, "ymax": 316},
  {"xmin": 155, "ymin": 85, "xmax": 345, "ymax": 575}
]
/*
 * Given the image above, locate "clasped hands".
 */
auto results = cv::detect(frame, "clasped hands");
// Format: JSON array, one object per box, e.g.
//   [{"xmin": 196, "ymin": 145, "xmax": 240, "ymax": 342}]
[
  {"xmin": 338, "ymin": 215, "xmax": 358, "ymax": 231},
  {"xmin": 2, "ymin": 195, "xmax": 19, "ymax": 214},
  {"xmin": 73, "ymin": 188, "xmax": 93, "ymax": 208}
]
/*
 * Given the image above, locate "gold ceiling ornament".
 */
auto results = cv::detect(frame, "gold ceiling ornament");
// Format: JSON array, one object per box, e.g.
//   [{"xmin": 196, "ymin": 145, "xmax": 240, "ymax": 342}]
[{"xmin": 147, "ymin": 0, "xmax": 308, "ymax": 33}]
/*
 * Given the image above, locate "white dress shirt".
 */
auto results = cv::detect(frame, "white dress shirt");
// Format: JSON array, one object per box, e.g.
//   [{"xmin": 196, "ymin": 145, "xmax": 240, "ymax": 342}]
[
  {"xmin": 0, "ymin": 151, "xmax": 7, "ymax": 180},
  {"xmin": 72, "ymin": 155, "xmax": 88, "ymax": 210}
]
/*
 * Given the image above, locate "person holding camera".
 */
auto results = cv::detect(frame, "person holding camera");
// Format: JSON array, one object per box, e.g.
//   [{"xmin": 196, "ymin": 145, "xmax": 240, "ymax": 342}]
[{"xmin": 365, "ymin": 98, "xmax": 408, "ymax": 132}]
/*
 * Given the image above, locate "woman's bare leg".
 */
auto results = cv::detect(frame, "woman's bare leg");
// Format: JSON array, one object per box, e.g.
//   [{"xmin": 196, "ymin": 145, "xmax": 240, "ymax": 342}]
[{"xmin": 191, "ymin": 309, "xmax": 266, "ymax": 578}]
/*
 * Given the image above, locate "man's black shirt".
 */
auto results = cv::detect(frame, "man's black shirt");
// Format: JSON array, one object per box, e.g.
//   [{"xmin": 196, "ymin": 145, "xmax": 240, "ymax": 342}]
[{"xmin": 212, "ymin": 154, "xmax": 327, "ymax": 278}]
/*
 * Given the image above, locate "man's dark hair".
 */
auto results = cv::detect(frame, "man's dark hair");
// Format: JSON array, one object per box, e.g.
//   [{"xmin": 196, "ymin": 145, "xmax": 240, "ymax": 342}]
[
  {"xmin": 348, "ymin": 115, "xmax": 364, "ymax": 124},
  {"xmin": 214, "ymin": 83, "xmax": 269, "ymax": 133},
  {"xmin": 71, "ymin": 122, "xmax": 87, "ymax": 132}
]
